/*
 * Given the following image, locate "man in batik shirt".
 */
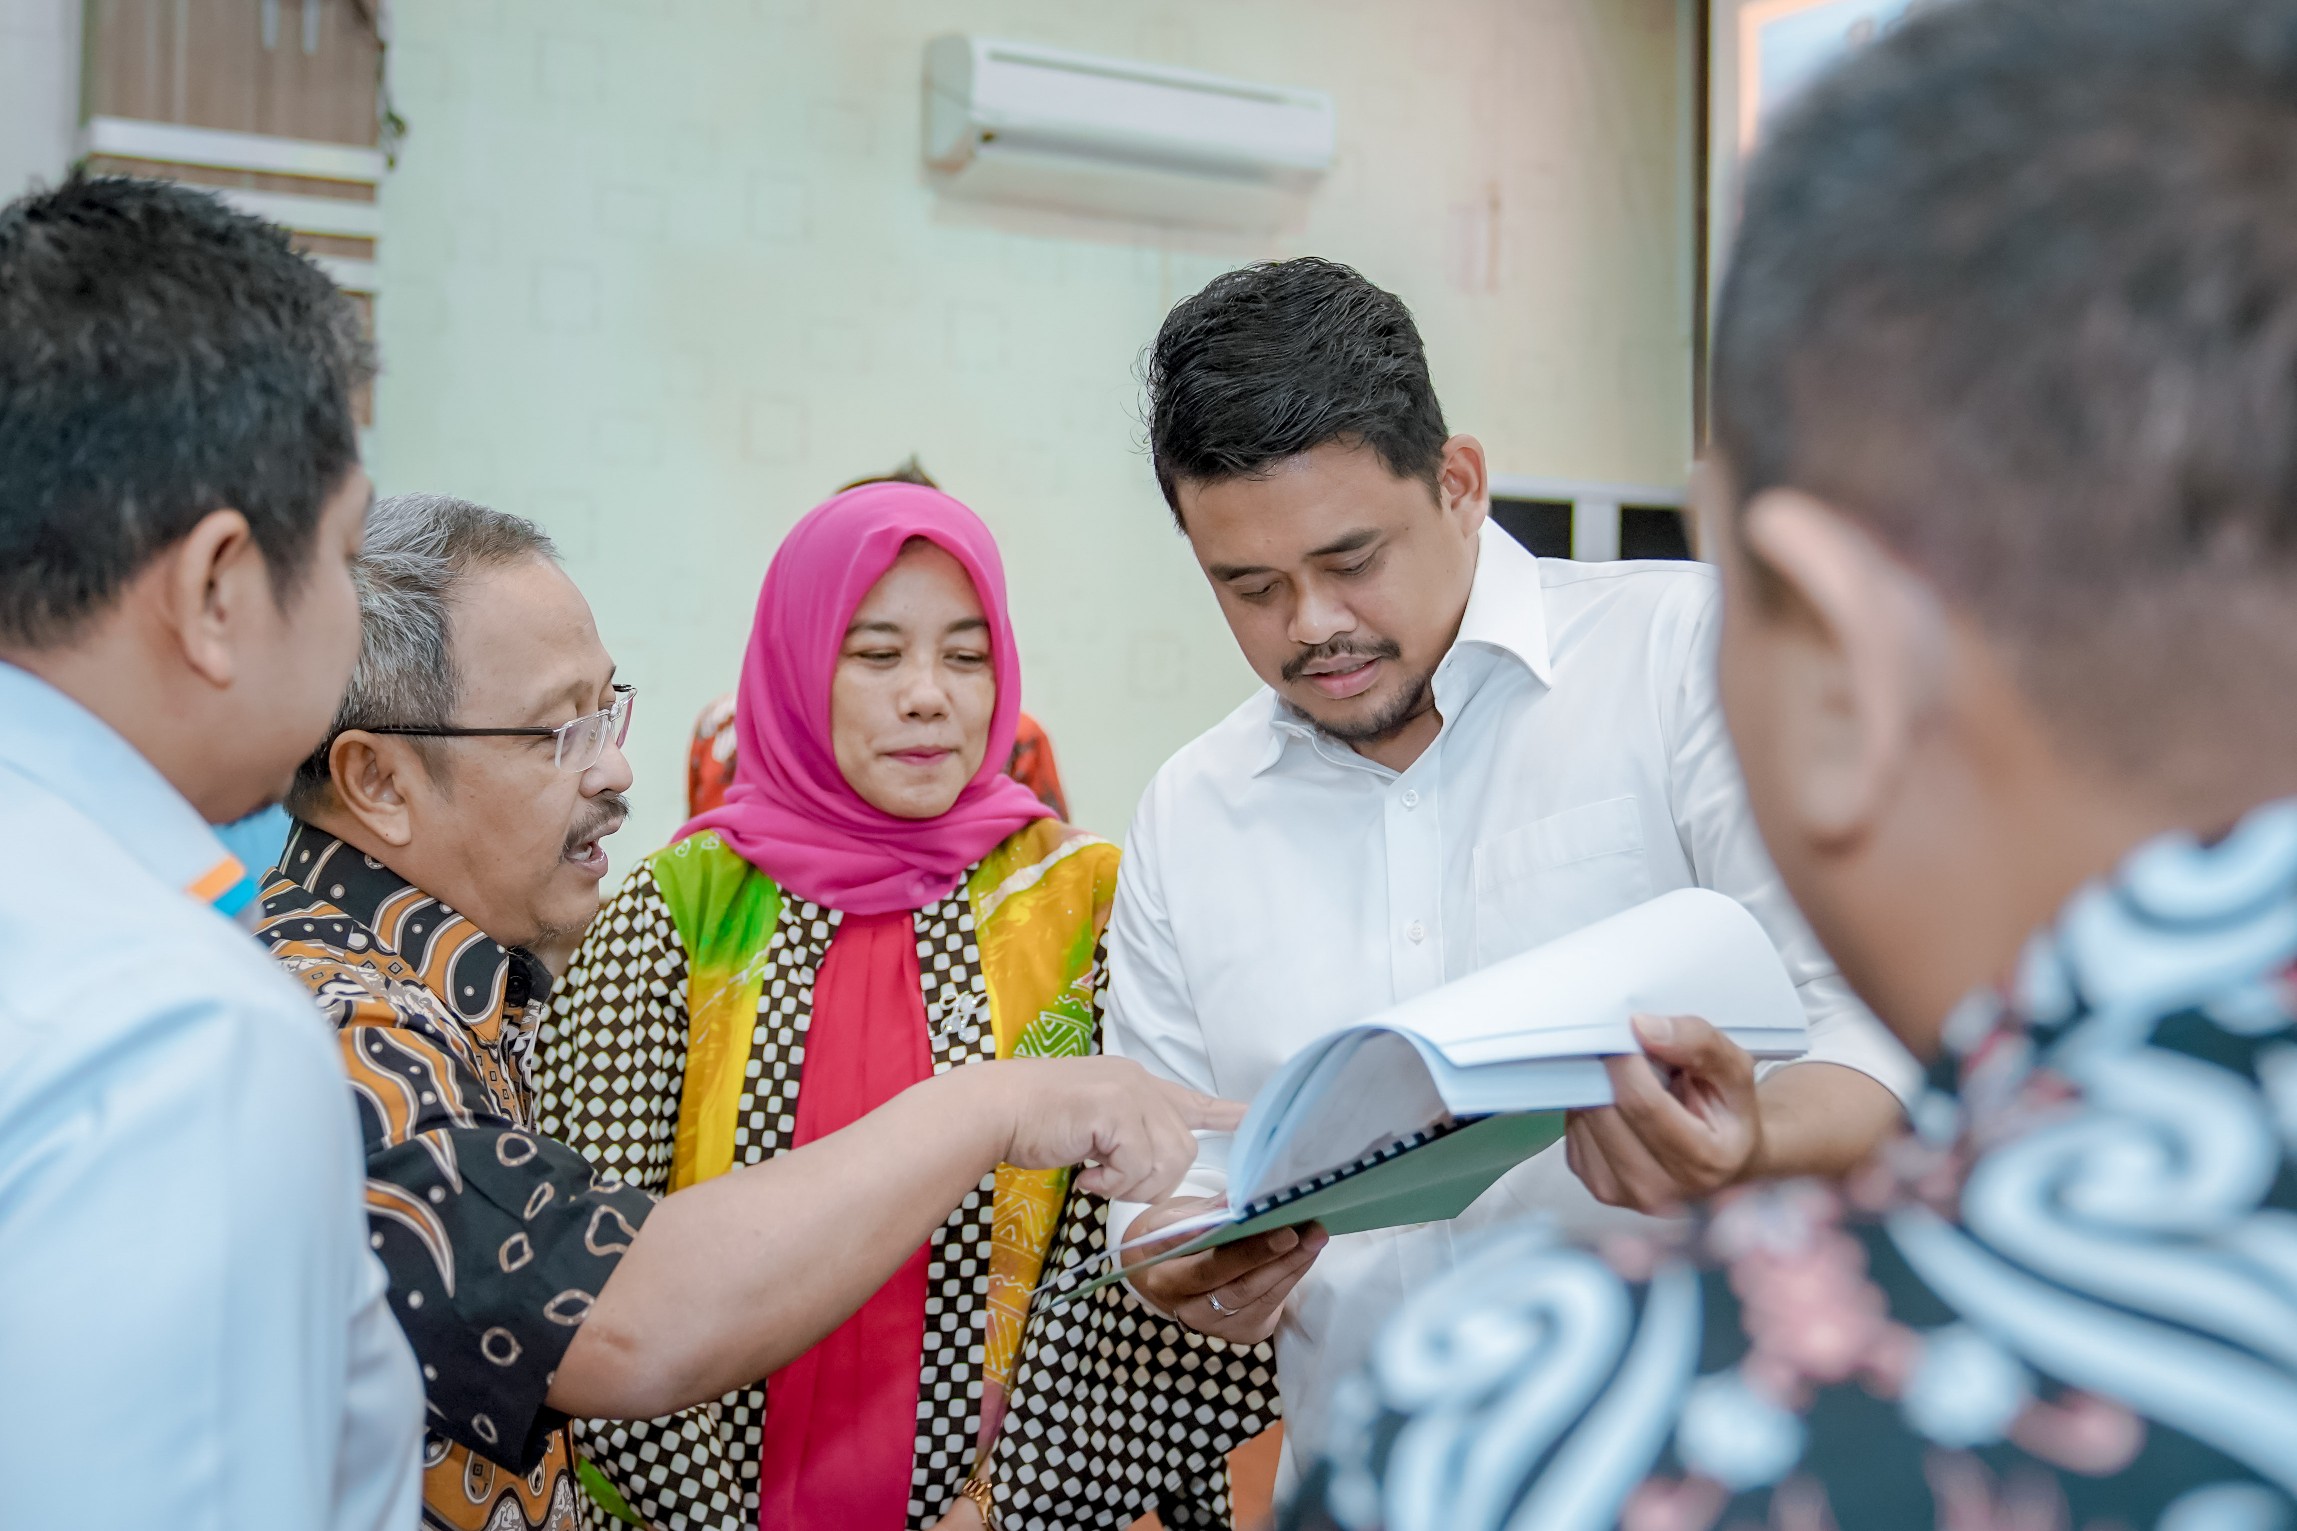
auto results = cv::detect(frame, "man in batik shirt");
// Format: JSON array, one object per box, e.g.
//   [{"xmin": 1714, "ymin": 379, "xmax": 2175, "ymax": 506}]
[
  {"xmin": 265, "ymin": 821, "xmax": 636, "ymax": 1527},
  {"xmin": 1287, "ymin": 2, "xmax": 2297, "ymax": 1526},
  {"xmin": 263, "ymin": 492, "xmax": 1238, "ymax": 1530}
]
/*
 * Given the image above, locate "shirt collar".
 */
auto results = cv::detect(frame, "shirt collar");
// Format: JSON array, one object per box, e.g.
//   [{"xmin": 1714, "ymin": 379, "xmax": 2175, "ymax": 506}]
[
  {"xmin": 1253, "ymin": 518, "xmax": 1555, "ymax": 775},
  {"xmin": 0, "ymin": 660, "xmax": 255, "ymax": 915},
  {"xmin": 273, "ymin": 817, "xmax": 554, "ymax": 1014},
  {"xmin": 1452, "ymin": 518, "xmax": 1555, "ymax": 685}
]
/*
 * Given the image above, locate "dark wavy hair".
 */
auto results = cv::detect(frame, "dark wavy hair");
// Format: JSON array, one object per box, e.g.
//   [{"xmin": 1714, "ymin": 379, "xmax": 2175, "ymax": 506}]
[{"xmin": 1145, "ymin": 257, "xmax": 1448, "ymax": 527}]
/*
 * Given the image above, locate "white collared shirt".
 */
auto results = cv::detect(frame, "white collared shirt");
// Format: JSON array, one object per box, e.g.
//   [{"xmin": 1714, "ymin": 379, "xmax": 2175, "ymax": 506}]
[{"xmin": 1102, "ymin": 521, "xmax": 1920, "ymax": 1459}]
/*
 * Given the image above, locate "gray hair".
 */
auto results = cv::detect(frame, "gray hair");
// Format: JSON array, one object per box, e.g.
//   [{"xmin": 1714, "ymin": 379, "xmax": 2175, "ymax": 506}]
[{"xmin": 287, "ymin": 492, "xmax": 558, "ymax": 814}]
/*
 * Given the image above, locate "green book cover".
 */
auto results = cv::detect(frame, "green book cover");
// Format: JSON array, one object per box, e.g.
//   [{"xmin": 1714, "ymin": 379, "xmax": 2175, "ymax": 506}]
[{"xmin": 1046, "ymin": 1111, "xmax": 1564, "ymax": 1307}]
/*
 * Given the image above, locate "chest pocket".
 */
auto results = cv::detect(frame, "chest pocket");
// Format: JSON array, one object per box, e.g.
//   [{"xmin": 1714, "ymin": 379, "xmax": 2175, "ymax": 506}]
[{"xmin": 1473, "ymin": 795, "xmax": 1652, "ymax": 964}]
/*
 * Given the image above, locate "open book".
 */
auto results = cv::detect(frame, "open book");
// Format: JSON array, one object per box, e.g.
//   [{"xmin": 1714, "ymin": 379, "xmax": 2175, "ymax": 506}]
[{"xmin": 1048, "ymin": 887, "xmax": 1808, "ymax": 1305}]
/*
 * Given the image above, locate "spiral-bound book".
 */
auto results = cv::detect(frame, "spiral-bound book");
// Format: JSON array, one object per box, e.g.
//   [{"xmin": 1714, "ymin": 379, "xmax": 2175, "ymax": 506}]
[{"xmin": 1047, "ymin": 888, "xmax": 1810, "ymax": 1306}]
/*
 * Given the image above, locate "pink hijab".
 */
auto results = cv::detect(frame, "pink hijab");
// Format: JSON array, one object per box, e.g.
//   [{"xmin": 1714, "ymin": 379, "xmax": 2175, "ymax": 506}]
[{"xmin": 677, "ymin": 482, "xmax": 1053, "ymax": 914}]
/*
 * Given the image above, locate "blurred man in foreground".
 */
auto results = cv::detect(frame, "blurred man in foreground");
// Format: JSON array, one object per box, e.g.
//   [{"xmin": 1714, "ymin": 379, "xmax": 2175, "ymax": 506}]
[
  {"xmin": 1288, "ymin": 1, "xmax": 2297, "ymax": 1526},
  {"xmin": 264, "ymin": 491, "xmax": 1233, "ymax": 1529},
  {"xmin": 0, "ymin": 177, "xmax": 421, "ymax": 1527}
]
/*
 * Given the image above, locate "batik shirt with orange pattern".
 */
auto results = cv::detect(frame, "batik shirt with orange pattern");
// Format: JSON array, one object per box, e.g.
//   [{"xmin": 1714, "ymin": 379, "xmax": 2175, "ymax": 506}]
[{"xmin": 260, "ymin": 821, "xmax": 655, "ymax": 1531}]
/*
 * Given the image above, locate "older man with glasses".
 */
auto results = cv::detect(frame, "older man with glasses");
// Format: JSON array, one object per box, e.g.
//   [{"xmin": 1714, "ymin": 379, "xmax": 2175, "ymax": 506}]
[{"xmin": 260, "ymin": 491, "xmax": 1236, "ymax": 1531}]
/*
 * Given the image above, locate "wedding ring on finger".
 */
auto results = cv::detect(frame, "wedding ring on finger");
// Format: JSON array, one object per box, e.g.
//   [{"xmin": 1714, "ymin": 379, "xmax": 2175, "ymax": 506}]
[{"xmin": 1206, "ymin": 1291, "xmax": 1234, "ymax": 1316}]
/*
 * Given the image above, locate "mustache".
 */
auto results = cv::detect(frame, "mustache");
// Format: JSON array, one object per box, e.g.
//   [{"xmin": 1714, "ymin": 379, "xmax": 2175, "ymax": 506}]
[
  {"xmin": 564, "ymin": 792, "xmax": 630, "ymax": 855},
  {"xmin": 1281, "ymin": 635, "xmax": 1402, "ymax": 685}
]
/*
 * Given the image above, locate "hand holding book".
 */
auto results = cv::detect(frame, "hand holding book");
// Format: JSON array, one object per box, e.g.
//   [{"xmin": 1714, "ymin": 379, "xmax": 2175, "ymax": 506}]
[
  {"xmin": 1124, "ymin": 1195, "xmax": 1330, "ymax": 1344},
  {"xmin": 1563, "ymin": 1010, "xmax": 1765, "ymax": 1215}
]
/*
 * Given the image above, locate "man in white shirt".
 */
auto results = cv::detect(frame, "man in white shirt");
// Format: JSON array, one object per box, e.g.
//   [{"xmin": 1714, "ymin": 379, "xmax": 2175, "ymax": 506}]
[
  {"xmin": 0, "ymin": 176, "xmax": 422, "ymax": 1527},
  {"xmin": 1102, "ymin": 257, "xmax": 1922, "ymax": 1462}
]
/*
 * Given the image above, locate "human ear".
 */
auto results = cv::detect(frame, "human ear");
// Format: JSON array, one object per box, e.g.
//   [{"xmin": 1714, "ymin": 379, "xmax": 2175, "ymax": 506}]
[
  {"xmin": 162, "ymin": 508, "xmax": 264, "ymax": 689},
  {"xmin": 1738, "ymin": 490, "xmax": 1947, "ymax": 847},
  {"xmin": 1435, "ymin": 435, "xmax": 1489, "ymax": 538},
  {"xmin": 326, "ymin": 732, "xmax": 418, "ymax": 849}
]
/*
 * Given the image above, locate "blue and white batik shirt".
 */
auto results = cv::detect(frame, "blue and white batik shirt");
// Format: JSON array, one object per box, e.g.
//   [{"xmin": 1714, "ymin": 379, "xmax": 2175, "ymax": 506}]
[{"xmin": 1287, "ymin": 799, "xmax": 2297, "ymax": 1531}]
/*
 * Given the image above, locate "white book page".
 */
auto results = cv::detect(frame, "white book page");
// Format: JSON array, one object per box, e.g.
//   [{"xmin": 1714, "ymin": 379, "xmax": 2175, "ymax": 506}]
[
  {"xmin": 1419, "ymin": 1052, "xmax": 1616, "ymax": 1116},
  {"xmin": 1214, "ymin": 890, "xmax": 1807, "ymax": 1210},
  {"xmin": 1224, "ymin": 1028, "xmax": 1374, "ymax": 1198},
  {"xmin": 1373, "ymin": 887, "xmax": 1806, "ymax": 1078},
  {"xmin": 1237, "ymin": 1030, "xmax": 1447, "ymax": 1205}
]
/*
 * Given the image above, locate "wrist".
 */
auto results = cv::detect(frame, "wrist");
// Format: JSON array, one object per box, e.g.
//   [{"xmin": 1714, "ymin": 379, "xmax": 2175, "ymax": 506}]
[
  {"xmin": 958, "ymin": 1471, "xmax": 996, "ymax": 1529},
  {"xmin": 1738, "ymin": 1121, "xmax": 1773, "ymax": 1185},
  {"xmin": 931, "ymin": 1061, "xmax": 1023, "ymax": 1173},
  {"xmin": 1739, "ymin": 1069, "xmax": 1787, "ymax": 1182},
  {"xmin": 1744, "ymin": 1061, "xmax": 1901, "ymax": 1182}
]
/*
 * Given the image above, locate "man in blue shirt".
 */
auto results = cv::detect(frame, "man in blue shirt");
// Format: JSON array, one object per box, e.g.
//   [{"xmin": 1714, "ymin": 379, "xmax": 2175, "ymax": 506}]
[
  {"xmin": 0, "ymin": 177, "xmax": 424, "ymax": 1526},
  {"xmin": 1286, "ymin": 0, "xmax": 2297, "ymax": 1527}
]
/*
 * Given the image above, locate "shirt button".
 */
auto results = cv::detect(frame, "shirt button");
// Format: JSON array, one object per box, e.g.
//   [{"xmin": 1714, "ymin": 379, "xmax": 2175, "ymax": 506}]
[
  {"xmin": 1401, "ymin": 789, "xmax": 1420, "ymax": 809},
  {"xmin": 1406, "ymin": 920, "xmax": 1426, "ymax": 943}
]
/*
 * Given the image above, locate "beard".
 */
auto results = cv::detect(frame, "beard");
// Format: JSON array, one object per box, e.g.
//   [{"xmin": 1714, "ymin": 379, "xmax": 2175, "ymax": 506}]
[
  {"xmin": 1279, "ymin": 636, "xmax": 1438, "ymax": 746},
  {"xmin": 1312, "ymin": 664, "xmax": 1438, "ymax": 744}
]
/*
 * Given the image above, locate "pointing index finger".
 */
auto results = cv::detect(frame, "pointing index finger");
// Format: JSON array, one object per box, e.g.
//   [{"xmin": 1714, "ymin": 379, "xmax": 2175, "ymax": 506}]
[{"xmin": 1180, "ymin": 1091, "xmax": 1246, "ymax": 1132}]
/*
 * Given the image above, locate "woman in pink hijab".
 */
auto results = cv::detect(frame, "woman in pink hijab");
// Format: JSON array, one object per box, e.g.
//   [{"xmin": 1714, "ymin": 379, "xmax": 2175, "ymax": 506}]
[{"xmin": 542, "ymin": 484, "xmax": 1275, "ymax": 1531}]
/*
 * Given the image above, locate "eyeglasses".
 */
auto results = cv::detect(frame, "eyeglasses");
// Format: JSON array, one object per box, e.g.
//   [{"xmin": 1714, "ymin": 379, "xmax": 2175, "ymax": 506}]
[{"xmin": 369, "ymin": 684, "xmax": 635, "ymax": 773}]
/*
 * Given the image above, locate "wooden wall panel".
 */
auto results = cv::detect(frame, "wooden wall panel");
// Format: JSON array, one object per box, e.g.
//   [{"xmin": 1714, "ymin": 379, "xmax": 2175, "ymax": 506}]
[
  {"xmin": 81, "ymin": 0, "xmax": 387, "ymax": 426},
  {"xmin": 84, "ymin": 0, "xmax": 381, "ymax": 147}
]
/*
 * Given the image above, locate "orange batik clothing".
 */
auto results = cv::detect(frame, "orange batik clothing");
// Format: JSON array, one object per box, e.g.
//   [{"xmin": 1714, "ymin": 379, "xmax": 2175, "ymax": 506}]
[
  {"xmin": 260, "ymin": 821, "xmax": 656, "ymax": 1531},
  {"xmin": 535, "ymin": 820, "xmax": 1277, "ymax": 1531}
]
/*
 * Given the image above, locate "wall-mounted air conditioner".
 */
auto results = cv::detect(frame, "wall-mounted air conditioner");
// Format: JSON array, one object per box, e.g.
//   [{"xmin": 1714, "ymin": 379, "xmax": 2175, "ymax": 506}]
[{"xmin": 923, "ymin": 36, "xmax": 1336, "ymax": 231}]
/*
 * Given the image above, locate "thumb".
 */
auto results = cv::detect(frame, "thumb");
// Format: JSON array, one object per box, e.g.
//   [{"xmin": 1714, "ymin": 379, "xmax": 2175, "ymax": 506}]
[
  {"xmin": 1074, "ymin": 1163, "xmax": 1128, "ymax": 1197},
  {"xmin": 1631, "ymin": 1012, "xmax": 1744, "ymax": 1077}
]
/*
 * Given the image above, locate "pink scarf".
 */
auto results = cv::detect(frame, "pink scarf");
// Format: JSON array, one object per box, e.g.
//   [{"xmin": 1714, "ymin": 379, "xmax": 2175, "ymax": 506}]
[{"xmin": 677, "ymin": 482, "xmax": 1052, "ymax": 914}]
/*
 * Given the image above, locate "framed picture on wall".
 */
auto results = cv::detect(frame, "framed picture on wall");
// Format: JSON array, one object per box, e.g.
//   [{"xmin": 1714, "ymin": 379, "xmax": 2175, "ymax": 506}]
[{"xmin": 1697, "ymin": 0, "xmax": 1929, "ymax": 438}]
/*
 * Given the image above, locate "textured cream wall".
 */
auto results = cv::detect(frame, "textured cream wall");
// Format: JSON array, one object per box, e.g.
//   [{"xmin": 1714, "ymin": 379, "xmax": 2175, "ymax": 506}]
[
  {"xmin": 372, "ymin": 0, "xmax": 1692, "ymax": 856},
  {"xmin": 0, "ymin": 0, "xmax": 80, "ymax": 198}
]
